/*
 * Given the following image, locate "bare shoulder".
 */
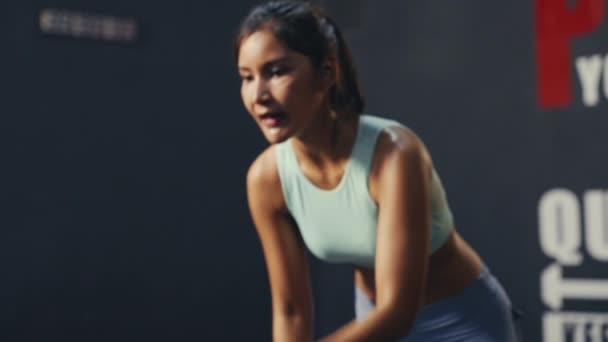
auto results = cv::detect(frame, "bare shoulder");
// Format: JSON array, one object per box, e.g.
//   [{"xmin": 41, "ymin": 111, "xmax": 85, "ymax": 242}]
[
  {"xmin": 247, "ymin": 145, "xmax": 281, "ymax": 191},
  {"xmin": 368, "ymin": 125, "xmax": 433, "ymax": 200},
  {"xmin": 246, "ymin": 144, "xmax": 286, "ymax": 212},
  {"xmin": 372, "ymin": 125, "xmax": 432, "ymax": 173}
]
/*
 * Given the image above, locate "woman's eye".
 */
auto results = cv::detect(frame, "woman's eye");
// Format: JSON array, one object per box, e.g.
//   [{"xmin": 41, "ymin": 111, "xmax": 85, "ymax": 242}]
[
  {"xmin": 270, "ymin": 67, "xmax": 288, "ymax": 77},
  {"xmin": 240, "ymin": 75, "xmax": 253, "ymax": 82}
]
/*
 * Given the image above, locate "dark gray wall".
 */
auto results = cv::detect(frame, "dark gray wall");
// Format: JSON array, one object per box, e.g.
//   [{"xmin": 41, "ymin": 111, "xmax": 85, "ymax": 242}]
[
  {"xmin": 3, "ymin": 1, "xmax": 607, "ymax": 341},
  {"xmin": 3, "ymin": 1, "xmax": 270, "ymax": 341}
]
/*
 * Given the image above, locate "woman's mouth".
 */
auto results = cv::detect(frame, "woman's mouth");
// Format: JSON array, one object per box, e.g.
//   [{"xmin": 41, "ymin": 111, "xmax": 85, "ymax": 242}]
[{"xmin": 259, "ymin": 112, "xmax": 287, "ymax": 128}]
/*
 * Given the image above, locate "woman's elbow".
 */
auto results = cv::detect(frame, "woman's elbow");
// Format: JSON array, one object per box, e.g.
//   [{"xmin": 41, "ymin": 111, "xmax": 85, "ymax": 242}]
[
  {"xmin": 377, "ymin": 303, "xmax": 419, "ymax": 339},
  {"xmin": 272, "ymin": 302, "xmax": 313, "ymax": 341},
  {"xmin": 274, "ymin": 300, "xmax": 312, "ymax": 321}
]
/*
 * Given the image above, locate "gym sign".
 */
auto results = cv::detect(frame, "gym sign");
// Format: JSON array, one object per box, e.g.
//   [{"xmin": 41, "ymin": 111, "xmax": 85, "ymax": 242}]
[
  {"xmin": 38, "ymin": 8, "xmax": 138, "ymax": 44},
  {"xmin": 539, "ymin": 189, "xmax": 608, "ymax": 342},
  {"xmin": 535, "ymin": 0, "xmax": 607, "ymax": 109}
]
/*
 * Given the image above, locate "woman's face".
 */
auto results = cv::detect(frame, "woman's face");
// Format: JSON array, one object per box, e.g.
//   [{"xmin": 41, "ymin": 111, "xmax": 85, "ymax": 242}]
[{"xmin": 238, "ymin": 29, "xmax": 330, "ymax": 144}]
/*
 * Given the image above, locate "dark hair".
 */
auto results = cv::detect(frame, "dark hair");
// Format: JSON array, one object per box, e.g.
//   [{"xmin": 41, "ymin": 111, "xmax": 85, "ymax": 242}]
[{"xmin": 234, "ymin": 0, "xmax": 364, "ymax": 118}]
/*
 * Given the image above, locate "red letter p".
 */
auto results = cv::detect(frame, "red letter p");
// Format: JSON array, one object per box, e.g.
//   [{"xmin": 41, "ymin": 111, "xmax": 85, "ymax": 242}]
[{"xmin": 535, "ymin": 0, "xmax": 605, "ymax": 109}]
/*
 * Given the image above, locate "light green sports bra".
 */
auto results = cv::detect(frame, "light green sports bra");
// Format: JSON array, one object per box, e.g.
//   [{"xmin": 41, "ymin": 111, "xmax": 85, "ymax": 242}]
[{"xmin": 275, "ymin": 115, "xmax": 453, "ymax": 268}]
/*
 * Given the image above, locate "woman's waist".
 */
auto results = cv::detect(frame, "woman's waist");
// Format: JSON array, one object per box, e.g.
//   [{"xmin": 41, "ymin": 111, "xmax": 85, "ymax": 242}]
[{"xmin": 354, "ymin": 230, "xmax": 483, "ymax": 306}]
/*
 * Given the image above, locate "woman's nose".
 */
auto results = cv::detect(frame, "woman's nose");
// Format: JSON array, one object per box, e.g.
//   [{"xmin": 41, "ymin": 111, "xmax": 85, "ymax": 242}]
[{"xmin": 254, "ymin": 81, "xmax": 271, "ymax": 104}]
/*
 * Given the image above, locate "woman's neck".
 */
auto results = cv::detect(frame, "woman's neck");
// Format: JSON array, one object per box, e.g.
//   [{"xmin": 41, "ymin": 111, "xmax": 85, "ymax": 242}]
[{"xmin": 291, "ymin": 113, "xmax": 359, "ymax": 168}]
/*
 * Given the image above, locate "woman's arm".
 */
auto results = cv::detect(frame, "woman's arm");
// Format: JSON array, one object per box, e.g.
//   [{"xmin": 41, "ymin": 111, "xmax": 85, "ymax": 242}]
[
  {"xmin": 320, "ymin": 128, "xmax": 432, "ymax": 342},
  {"xmin": 247, "ymin": 147, "xmax": 314, "ymax": 342}
]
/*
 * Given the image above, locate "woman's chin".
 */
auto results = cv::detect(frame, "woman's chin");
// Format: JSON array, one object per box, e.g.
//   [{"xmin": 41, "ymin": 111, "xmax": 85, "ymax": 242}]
[{"xmin": 263, "ymin": 127, "xmax": 291, "ymax": 144}]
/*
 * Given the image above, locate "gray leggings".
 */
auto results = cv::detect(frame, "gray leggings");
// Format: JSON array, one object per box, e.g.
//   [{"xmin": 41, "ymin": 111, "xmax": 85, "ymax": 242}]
[{"xmin": 355, "ymin": 265, "xmax": 520, "ymax": 341}]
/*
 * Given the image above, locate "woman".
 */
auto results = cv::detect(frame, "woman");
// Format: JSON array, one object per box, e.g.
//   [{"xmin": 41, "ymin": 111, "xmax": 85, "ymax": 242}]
[{"xmin": 236, "ymin": 1, "xmax": 518, "ymax": 341}]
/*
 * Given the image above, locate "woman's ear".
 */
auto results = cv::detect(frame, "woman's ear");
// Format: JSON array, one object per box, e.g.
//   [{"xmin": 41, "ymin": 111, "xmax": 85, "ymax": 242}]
[{"xmin": 321, "ymin": 57, "xmax": 339, "ymax": 89}]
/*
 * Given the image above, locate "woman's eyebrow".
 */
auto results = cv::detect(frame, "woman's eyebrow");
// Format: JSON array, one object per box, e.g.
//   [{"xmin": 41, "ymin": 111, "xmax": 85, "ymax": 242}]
[
  {"xmin": 262, "ymin": 56, "xmax": 290, "ymax": 68},
  {"xmin": 239, "ymin": 56, "xmax": 291, "ymax": 72}
]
